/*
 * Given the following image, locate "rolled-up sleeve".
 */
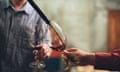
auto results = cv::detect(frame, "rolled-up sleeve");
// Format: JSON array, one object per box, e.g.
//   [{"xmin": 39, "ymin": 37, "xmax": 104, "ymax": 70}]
[
  {"xmin": 95, "ymin": 51, "xmax": 120, "ymax": 71},
  {"xmin": 36, "ymin": 17, "xmax": 51, "ymax": 46}
]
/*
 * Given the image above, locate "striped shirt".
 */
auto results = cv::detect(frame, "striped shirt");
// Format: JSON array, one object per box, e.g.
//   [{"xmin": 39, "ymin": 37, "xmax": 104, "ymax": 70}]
[{"xmin": 0, "ymin": 1, "xmax": 51, "ymax": 72}]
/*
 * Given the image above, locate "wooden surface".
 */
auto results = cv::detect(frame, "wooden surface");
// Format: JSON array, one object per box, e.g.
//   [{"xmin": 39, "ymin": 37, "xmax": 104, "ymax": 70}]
[
  {"xmin": 108, "ymin": 10, "xmax": 120, "ymax": 51},
  {"xmin": 70, "ymin": 66, "xmax": 109, "ymax": 72}
]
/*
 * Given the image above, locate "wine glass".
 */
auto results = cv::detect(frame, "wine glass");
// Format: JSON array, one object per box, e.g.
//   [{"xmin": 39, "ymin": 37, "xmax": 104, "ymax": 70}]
[
  {"xmin": 29, "ymin": 48, "xmax": 46, "ymax": 72},
  {"xmin": 49, "ymin": 21, "xmax": 66, "ymax": 51},
  {"xmin": 50, "ymin": 21, "xmax": 75, "ymax": 72}
]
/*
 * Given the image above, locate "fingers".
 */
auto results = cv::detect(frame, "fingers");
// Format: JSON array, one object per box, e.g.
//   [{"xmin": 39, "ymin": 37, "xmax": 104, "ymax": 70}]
[
  {"xmin": 62, "ymin": 48, "xmax": 81, "ymax": 65},
  {"xmin": 33, "ymin": 50, "xmax": 38, "ymax": 55},
  {"xmin": 33, "ymin": 43, "xmax": 52, "ymax": 60},
  {"xmin": 63, "ymin": 48, "xmax": 78, "ymax": 57},
  {"xmin": 64, "ymin": 48, "xmax": 78, "ymax": 53}
]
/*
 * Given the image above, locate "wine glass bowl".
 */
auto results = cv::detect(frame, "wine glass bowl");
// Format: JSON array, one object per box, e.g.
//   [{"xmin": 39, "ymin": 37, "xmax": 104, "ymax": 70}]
[{"xmin": 49, "ymin": 21, "xmax": 66, "ymax": 52}]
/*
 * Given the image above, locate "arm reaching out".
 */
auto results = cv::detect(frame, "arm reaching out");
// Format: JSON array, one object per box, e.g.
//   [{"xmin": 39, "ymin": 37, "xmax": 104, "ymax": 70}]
[{"xmin": 62, "ymin": 48, "xmax": 120, "ymax": 71}]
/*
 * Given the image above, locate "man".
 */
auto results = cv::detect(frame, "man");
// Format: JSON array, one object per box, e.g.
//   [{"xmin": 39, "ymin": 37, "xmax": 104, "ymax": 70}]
[
  {"xmin": 63, "ymin": 48, "xmax": 120, "ymax": 71},
  {"xmin": 0, "ymin": 0, "xmax": 52, "ymax": 72}
]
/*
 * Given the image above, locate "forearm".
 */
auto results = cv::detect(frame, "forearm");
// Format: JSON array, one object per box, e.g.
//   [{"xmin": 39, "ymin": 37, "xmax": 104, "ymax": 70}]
[
  {"xmin": 95, "ymin": 52, "xmax": 120, "ymax": 71},
  {"xmin": 80, "ymin": 52, "xmax": 95, "ymax": 66}
]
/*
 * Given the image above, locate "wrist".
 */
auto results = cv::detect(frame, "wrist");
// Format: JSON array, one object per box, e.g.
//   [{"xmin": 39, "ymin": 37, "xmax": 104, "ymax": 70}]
[{"xmin": 87, "ymin": 53, "xmax": 95, "ymax": 65}]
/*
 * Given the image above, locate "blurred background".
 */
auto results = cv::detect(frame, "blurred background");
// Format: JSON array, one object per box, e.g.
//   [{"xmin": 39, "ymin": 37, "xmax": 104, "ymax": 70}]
[
  {"xmin": 37, "ymin": 0, "xmax": 108, "ymax": 52},
  {"xmin": 1, "ymin": 0, "xmax": 120, "ymax": 72}
]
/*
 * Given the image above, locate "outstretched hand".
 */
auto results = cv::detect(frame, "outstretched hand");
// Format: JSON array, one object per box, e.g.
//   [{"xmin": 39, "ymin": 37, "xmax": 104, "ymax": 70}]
[
  {"xmin": 62, "ymin": 48, "xmax": 95, "ymax": 66},
  {"xmin": 33, "ymin": 44, "xmax": 52, "ymax": 61}
]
